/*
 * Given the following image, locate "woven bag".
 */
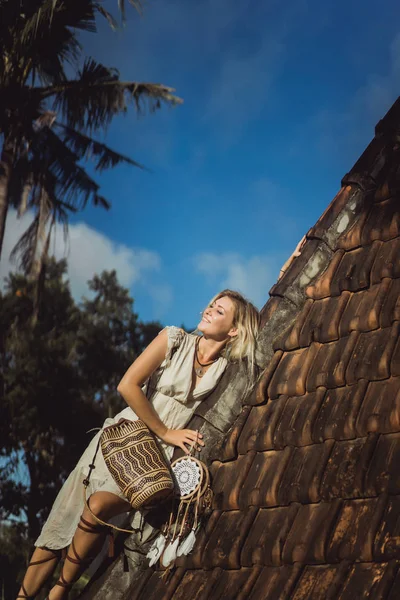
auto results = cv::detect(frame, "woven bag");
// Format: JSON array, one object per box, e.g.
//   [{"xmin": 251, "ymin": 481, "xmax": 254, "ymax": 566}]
[{"xmin": 100, "ymin": 418, "xmax": 174, "ymax": 510}]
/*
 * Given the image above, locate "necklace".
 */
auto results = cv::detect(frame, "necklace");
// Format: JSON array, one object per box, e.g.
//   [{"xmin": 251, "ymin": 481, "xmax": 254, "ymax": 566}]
[{"xmin": 194, "ymin": 337, "xmax": 219, "ymax": 377}]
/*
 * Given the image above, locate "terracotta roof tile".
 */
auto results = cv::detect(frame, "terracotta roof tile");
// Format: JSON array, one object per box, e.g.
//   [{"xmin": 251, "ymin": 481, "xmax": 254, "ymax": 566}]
[
  {"xmin": 212, "ymin": 452, "xmax": 256, "ymax": 510},
  {"xmin": 337, "ymin": 561, "xmax": 395, "ymax": 600},
  {"xmin": 268, "ymin": 344, "xmax": 319, "ymax": 399},
  {"xmin": 202, "ymin": 508, "xmax": 257, "ymax": 569},
  {"xmin": 175, "ymin": 509, "xmax": 222, "ymax": 569},
  {"xmin": 306, "ymin": 333, "xmax": 358, "ymax": 392},
  {"xmin": 241, "ymin": 506, "xmax": 299, "ymax": 566},
  {"xmin": 167, "ymin": 569, "xmax": 215, "ymax": 600},
  {"xmin": 250, "ymin": 350, "xmax": 284, "ymax": 406},
  {"xmin": 282, "ymin": 299, "xmax": 313, "ymax": 351},
  {"xmin": 336, "ymin": 202, "xmax": 372, "ymax": 250},
  {"xmin": 331, "ymin": 243, "xmax": 380, "ymax": 296},
  {"xmin": 338, "ymin": 280, "xmax": 391, "ymax": 336},
  {"xmin": 237, "ymin": 397, "xmax": 289, "ymax": 454},
  {"xmin": 282, "ymin": 501, "xmax": 342, "ymax": 563},
  {"xmin": 380, "ymin": 278, "xmax": 400, "ymax": 328},
  {"xmin": 361, "ymin": 198, "xmax": 400, "ymax": 245},
  {"xmin": 306, "ymin": 250, "xmax": 344, "ymax": 299},
  {"xmin": 219, "ymin": 405, "xmax": 252, "ymax": 461},
  {"xmin": 273, "ymin": 389, "xmax": 326, "ymax": 447},
  {"xmin": 345, "ymin": 323, "xmax": 400, "ymax": 384},
  {"xmin": 247, "ymin": 565, "xmax": 302, "ymax": 600},
  {"xmin": 391, "ymin": 332, "xmax": 400, "ymax": 377},
  {"xmin": 277, "ymin": 441, "xmax": 334, "ymax": 505},
  {"xmin": 297, "ymin": 294, "xmax": 350, "ymax": 347},
  {"xmin": 291, "ymin": 564, "xmax": 347, "ymax": 600},
  {"xmin": 374, "ymin": 496, "xmax": 400, "ymax": 560},
  {"xmin": 355, "ymin": 378, "xmax": 400, "ymax": 436},
  {"xmin": 365, "ymin": 433, "xmax": 400, "ymax": 495},
  {"xmin": 326, "ymin": 497, "xmax": 385, "ymax": 562},
  {"xmin": 239, "ymin": 448, "xmax": 292, "ymax": 508},
  {"xmin": 312, "ymin": 381, "xmax": 368, "ymax": 442},
  {"xmin": 319, "ymin": 436, "xmax": 378, "ymax": 501},
  {"xmin": 370, "ymin": 237, "xmax": 400, "ymax": 284}
]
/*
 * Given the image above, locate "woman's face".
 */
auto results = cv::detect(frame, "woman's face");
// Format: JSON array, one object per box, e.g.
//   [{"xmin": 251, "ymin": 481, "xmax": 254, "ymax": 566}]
[{"xmin": 197, "ymin": 295, "xmax": 238, "ymax": 340}]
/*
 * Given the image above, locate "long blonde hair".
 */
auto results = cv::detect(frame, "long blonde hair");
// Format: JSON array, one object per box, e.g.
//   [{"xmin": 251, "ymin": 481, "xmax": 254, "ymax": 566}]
[{"xmin": 205, "ymin": 289, "xmax": 260, "ymax": 387}]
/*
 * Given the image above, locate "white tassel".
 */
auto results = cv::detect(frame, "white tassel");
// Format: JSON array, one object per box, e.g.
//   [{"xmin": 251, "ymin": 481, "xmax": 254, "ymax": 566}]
[
  {"xmin": 146, "ymin": 534, "xmax": 166, "ymax": 567},
  {"xmin": 161, "ymin": 537, "xmax": 180, "ymax": 568},
  {"xmin": 177, "ymin": 529, "xmax": 197, "ymax": 557}
]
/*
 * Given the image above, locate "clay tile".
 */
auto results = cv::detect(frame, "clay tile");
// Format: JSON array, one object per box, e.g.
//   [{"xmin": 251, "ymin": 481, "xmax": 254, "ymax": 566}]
[
  {"xmin": 176, "ymin": 509, "xmax": 222, "ymax": 569},
  {"xmin": 356, "ymin": 378, "xmax": 400, "ymax": 436},
  {"xmin": 205, "ymin": 567, "xmax": 259, "ymax": 600},
  {"xmin": 299, "ymin": 294, "xmax": 350, "ymax": 347},
  {"xmin": 319, "ymin": 435, "xmax": 378, "ymax": 502},
  {"xmin": 326, "ymin": 497, "xmax": 385, "ymax": 562},
  {"xmin": 306, "ymin": 250, "xmax": 344, "ymax": 299},
  {"xmin": 313, "ymin": 381, "xmax": 367, "ymax": 443},
  {"xmin": 336, "ymin": 203, "xmax": 372, "ymax": 250},
  {"xmin": 171, "ymin": 569, "xmax": 218, "ymax": 600},
  {"xmin": 252, "ymin": 350, "xmax": 284, "ymax": 406},
  {"xmin": 391, "ymin": 331, "xmax": 400, "ymax": 377},
  {"xmin": 282, "ymin": 500, "xmax": 342, "ymax": 564},
  {"xmin": 268, "ymin": 344, "xmax": 319, "ymax": 399},
  {"xmin": 306, "ymin": 333, "xmax": 358, "ymax": 392},
  {"xmin": 247, "ymin": 565, "xmax": 303, "ymax": 600},
  {"xmin": 202, "ymin": 508, "xmax": 257, "ymax": 569},
  {"xmin": 339, "ymin": 280, "xmax": 391, "ymax": 336},
  {"xmin": 338, "ymin": 562, "xmax": 395, "ymax": 600},
  {"xmin": 273, "ymin": 389, "xmax": 326, "ymax": 448},
  {"xmin": 381, "ymin": 279, "xmax": 400, "ymax": 328},
  {"xmin": 239, "ymin": 447, "xmax": 292, "ymax": 509},
  {"xmin": 291, "ymin": 564, "xmax": 348, "ymax": 600},
  {"xmin": 220, "ymin": 406, "xmax": 252, "ymax": 461},
  {"xmin": 361, "ymin": 198, "xmax": 400, "ymax": 246},
  {"xmin": 308, "ymin": 186, "xmax": 354, "ymax": 237},
  {"xmin": 212, "ymin": 452, "xmax": 255, "ymax": 510},
  {"xmin": 138, "ymin": 569, "xmax": 185, "ymax": 600},
  {"xmin": 277, "ymin": 440, "xmax": 334, "ymax": 505},
  {"xmin": 237, "ymin": 397, "xmax": 289, "ymax": 455},
  {"xmin": 374, "ymin": 495, "xmax": 400, "ymax": 560},
  {"xmin": 346, "ymin": 322, "xmax": 400, "ymax": 385},
  {"xmin": 365, "ymin": 432, "xmax": 400, "ymax": 496},
  {"xmin": 259, "ymin": 296, "xmax": 282, "ymax": 329},
  {"xmin": 283, "ymin": 299, "xmax": 313, "ymax": 351},
  {"xmin": 240, "ymin": 505, "xmax": 299, "ymax": 567},
  {"xmin": 370, "ymin": 237, "xmax": 400, "ymax": 285},
  {"xmin": 330, "ymin": 242, "xmax": 380, "ymax": 296}
]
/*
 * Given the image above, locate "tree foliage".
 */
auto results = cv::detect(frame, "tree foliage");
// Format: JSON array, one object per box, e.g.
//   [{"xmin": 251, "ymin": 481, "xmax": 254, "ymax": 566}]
[{"xmin": 0, "ymin": 259, "xmax": 163, "ymax": 573}]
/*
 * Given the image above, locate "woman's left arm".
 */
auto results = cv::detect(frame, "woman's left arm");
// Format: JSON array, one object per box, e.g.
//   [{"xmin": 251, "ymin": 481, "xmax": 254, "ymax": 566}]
[{"xmin": 117, "ymin": 329, "xmax": 203, "ymax": 453}]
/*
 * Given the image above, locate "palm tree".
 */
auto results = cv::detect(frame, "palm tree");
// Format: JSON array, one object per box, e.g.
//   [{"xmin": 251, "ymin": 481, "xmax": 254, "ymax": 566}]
[{"xmin": 0, "ymin": 0, "xmax": 181, "ymax": 274}]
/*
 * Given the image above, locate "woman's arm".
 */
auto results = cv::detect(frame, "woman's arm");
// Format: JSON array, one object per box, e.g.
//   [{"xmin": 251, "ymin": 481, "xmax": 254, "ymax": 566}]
[{"xmin": 117, "ymin": 329, "xmax": 203, "ymax": 454}]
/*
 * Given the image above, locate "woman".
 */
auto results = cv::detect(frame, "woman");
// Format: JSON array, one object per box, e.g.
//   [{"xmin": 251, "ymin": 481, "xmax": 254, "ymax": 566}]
[{"xmin": 17, "ymin": 290, "xmax": 259, "ymax": 599}]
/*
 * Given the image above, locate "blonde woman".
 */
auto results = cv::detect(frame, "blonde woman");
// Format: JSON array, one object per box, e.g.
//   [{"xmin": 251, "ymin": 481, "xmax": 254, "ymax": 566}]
[{"xmin": 17, "ymin": 290, "xmax": 259, "ymax": 599}]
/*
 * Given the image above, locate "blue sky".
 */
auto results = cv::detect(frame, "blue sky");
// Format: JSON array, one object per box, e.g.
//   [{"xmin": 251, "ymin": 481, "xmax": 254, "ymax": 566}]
[{"xmin": 4, "ymin": 0, "xmax": 400, "ymax": 327}]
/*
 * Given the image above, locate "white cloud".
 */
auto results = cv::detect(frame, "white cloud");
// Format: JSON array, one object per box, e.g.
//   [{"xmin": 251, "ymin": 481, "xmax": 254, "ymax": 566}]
[
  {"xmin": 193, "ymin": 252, "xmax": 277, "ymax": 309},
  {"xmin": 0, "ymin": 209, "xmax": 167, "ymax": 306}
]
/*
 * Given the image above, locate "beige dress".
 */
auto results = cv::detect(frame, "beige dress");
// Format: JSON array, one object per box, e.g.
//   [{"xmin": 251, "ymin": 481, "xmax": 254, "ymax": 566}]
[{"xmin": 35, "ymin": 327, "xmax": 227, "ymax": 550}]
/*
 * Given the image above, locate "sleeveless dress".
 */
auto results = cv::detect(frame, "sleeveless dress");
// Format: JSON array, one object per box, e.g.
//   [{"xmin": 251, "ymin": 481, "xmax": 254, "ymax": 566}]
[{"xmin": 35, "ymin": 327, "xmax": 227, "ymax": 550}]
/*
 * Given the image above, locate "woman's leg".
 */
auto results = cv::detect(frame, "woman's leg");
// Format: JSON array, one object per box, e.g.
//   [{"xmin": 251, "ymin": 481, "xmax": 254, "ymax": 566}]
[
  {"xmin": 48, "ymin": 491, "xmax": 131, "ymax": 600},
  {"xmin": 16, "ymin": 547, "xmax": 62, "ymax": 599}
]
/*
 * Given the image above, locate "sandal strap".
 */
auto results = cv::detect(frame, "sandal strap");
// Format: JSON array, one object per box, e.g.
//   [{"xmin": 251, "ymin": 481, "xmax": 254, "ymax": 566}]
[
  {"xmin": 17, "ymin": 585, "xmax": 32, "ymax": 599},
  {"xmin": 77, "ymin": 515, "xmax": 108, "ymax": 534}
]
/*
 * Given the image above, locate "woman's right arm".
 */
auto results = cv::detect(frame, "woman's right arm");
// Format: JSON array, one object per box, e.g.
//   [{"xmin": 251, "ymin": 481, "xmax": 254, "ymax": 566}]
[{"xmin": 117, "ymin": 329, "xmax": 203, "ymax": 454}]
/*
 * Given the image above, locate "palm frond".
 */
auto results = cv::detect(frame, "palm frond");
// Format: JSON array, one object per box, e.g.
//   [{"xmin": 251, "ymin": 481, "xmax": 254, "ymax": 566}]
[
  {"xmin": 118, "ymin": 0, "xmax": 143, "ymax": 22},
  {"xmin": 38, "ymin": 58, "xmax": 182, "ymax": 131},
  {"xmin": 56, "ymin": 123, "xmax": 145, "ymax": 171}
]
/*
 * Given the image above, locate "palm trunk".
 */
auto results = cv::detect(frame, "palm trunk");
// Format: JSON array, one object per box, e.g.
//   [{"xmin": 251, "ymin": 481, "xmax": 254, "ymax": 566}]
[{"xmin": 0, "ymin": 146, "xmax": 14, "ymax": 262}]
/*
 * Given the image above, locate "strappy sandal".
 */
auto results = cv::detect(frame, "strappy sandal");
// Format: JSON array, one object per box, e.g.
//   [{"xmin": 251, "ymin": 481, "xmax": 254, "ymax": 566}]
[
  {"xmin": 17, "ymin": 549, "xmax": 61, "ymax": 599},
  {"xmin": 54, "ymin": 516, "xmax": 108, "ymax": 591}
]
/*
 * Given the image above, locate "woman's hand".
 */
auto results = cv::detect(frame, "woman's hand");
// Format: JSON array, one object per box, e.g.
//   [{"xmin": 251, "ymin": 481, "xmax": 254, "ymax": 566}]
[{"xmin": 161, "ymin": 429, "xmax": 205, "ymax": 454}]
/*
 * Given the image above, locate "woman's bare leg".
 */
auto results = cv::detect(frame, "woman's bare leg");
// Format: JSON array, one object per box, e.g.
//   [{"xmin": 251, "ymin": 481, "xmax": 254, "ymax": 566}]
[
  {"xmin": 48, "ymin": 491, "xmax": 130, "ymax": 600},
  {"xmin": 16, "ymin": 547, "xmax": 61, "ymax": 599}
]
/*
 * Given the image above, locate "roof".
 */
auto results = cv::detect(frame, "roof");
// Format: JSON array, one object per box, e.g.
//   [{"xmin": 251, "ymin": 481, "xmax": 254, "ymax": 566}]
[{"xmin": 84, "ymin": 98, "xmax": 400, "ymax": 600}]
